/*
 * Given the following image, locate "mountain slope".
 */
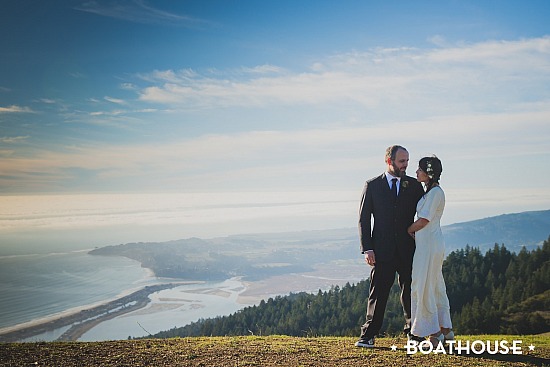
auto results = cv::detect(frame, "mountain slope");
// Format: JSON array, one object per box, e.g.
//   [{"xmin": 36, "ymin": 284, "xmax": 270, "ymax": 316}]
[{"xmin": 442, "ymin": 209, "xmax": 550, "ymax": 253}]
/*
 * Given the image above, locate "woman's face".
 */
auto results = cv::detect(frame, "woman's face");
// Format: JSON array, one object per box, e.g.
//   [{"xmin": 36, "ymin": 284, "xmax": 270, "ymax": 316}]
[{"xmin": 416, "ymin": 167, "xmax": 430, "ymax": 183}]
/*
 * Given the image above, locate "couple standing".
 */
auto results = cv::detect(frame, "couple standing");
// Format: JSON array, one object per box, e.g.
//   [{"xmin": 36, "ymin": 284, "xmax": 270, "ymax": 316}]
[{"xmin": 356, "ymin": 145, "xmax": 453, "ymax": 347}]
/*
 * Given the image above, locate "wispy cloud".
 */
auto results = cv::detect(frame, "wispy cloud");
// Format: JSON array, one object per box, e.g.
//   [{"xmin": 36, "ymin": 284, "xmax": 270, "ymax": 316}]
[
  {"xmin": 68, "ymin": 71, "xmax": 87, "ymax": 79},
  {"xmin": 38, "ymin": 98, "xmax": 57, "ymax": 104},
  {"xmin": 0, "ymin": 136, "xmax": 29, "ymax": 143},
  {"xmin": 90, "ymin": 110, "xmax": 126, "ymax": 116},
  {"xmin": 241, "ymin": 64, "xmax": 286, "ymax": 74},
  {"xmin": 0, "ymin": 105, "xmax": 34, "ymax": 113},
  {"xmin": 75, "ymin": 0, "xmax": 212, "ymax": 28},
  {"xmin": 2, "ymin": 105, "xmax": 548, "ymax": 193},
  {"xmin": 104, "ymin": 96, "xmax": 127, "ymax": 105},
  {"xmin": 137, "ymin": 37, "xmax": 550, "ymax": 115}
]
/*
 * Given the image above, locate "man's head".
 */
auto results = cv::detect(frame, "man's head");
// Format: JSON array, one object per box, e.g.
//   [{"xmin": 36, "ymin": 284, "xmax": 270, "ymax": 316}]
[{"xmin": 385, "ymin": 145, "xmax": 409, "ymax": 178}]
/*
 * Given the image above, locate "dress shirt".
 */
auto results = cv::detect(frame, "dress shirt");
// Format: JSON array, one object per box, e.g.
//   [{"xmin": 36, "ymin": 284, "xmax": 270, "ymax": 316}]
[{"xmin": 385, "ymin": 172, "xmax": 401, "ymax": 195}]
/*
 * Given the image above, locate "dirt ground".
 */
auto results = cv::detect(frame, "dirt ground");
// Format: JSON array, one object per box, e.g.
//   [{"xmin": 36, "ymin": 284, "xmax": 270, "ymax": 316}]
[{"xmin": 0, "ymin": 336, "xmax": 548, "ymax": 367}]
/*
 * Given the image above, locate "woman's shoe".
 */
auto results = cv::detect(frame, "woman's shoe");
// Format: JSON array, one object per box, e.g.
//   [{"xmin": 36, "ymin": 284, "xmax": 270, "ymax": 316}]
[
  {"xmin": 429, "ymin": 333, "xmax": 444, "ymax": 347},
  {"xmin": 443, "ymin": 330, "xmax": 454, "ymax": 341}
]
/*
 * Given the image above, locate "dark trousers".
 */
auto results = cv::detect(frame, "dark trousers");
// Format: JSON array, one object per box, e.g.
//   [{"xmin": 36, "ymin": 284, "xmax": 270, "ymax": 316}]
[{"xmin": 360, "ymin": 256, "xmax": 412, "ymax": 339}]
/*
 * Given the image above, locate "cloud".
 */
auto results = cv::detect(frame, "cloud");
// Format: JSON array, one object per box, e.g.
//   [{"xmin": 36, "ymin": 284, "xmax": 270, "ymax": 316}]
[
  {"xmin": 74, "ymin": 0, "xmax": 212, "ymax": 28},
  {"xmin": 39, "ymin": 99, "xmax": 57, "ymax": 104},
  {"xmin": 68, "ymin": 71, "xmax": 87, "ymax": 79},
  {"xmin": 2, "ymin": 37, "xmax": 550, "ymax": 202},
  {"xmin": 0, "ymin": 105, "xmax": 34, "ymax": 113},
  {"xmin": 0, "ymin": 136, "xmax": 29, "ymax": 143},
  {"xmin": 241, "ymin": 64, "xmax": 286, "ymax": 74},
  {"xmin": 2, "ymin": 104, "xmax": 548, "ymax": 193},
  {"xmin": 136, "ymin": 37, "xmax": 550, "ymax": 116},
  {"xmin": 90, "ymin": 110, "xmax": 126, "ymax": 116},
  {"xmin": 104, "ymin": 96, "xmax": 127, "ymax": 105}
]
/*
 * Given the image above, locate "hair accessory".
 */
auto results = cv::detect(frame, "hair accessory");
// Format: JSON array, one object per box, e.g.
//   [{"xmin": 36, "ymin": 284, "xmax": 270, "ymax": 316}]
[{"xmin": 426, "ymin": 161, "xmax": 434, "ymax": 179}]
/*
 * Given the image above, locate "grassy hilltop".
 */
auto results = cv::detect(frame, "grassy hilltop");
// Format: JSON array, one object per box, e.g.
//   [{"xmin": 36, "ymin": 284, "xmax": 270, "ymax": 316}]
[{"xmin": 1, "ymin": 335, "xmax": 548, "ymax": 367}]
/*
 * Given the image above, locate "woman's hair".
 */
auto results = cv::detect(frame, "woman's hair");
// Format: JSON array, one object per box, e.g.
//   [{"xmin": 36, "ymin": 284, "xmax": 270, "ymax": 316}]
[{"xmin": 419, "ymin": 155, "xmax": 443, "ymax": 191}]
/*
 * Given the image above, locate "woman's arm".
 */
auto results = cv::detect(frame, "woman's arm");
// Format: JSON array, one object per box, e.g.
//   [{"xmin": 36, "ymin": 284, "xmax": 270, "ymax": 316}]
[{"xmin": 407, "ymin": 218, "xmax": 429, "ymax": 238}]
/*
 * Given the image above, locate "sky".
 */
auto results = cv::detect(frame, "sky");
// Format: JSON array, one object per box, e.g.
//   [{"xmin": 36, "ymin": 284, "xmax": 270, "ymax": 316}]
[{"xmin": 1, "ymin": 0, "xmax": 550, "ymax": 251}]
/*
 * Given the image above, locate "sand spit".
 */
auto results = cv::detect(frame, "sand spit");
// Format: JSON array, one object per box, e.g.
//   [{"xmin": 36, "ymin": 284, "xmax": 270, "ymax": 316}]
[{"xmin": 0, "ymin": 282, "xmax": 200, "ymax": 342}]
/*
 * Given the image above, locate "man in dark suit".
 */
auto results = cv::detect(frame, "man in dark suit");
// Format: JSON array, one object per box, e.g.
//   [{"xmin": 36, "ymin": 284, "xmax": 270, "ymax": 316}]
[{"xmin": 355, "ymin": 145, "xmax": 425, "ymax": 347}]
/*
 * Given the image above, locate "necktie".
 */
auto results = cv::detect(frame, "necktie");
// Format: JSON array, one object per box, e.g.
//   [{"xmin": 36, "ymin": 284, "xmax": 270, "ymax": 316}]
[{"xmin": 391, "ymin": 178, "xmax": 398, "ymax": 197}]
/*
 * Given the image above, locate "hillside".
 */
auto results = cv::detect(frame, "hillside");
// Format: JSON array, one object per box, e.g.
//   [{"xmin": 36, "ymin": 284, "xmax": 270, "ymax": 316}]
[
  {"xmin": 145, "ymin": 240, "xmax": 549, "ymax": 339},
  {"xmin": 89, "ymin": 210, "xmax": 550, "ymax": 282},
  {"xmin": 0, "ymin": 335, "xmax": 548, "ymax": 367},
  {"xmin": 443, "ymin": 209, "xmax": 550, "ymax": 253}
]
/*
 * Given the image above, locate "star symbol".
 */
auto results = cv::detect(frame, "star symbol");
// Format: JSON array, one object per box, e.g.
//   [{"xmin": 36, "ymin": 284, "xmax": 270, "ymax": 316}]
[
  {"xmin": 391, "ymin": 345, "xmax": 398, "ymax": 351},
  {"xmin": 529, "ymin": 344, "xmax": 535, "ymax": 351}
]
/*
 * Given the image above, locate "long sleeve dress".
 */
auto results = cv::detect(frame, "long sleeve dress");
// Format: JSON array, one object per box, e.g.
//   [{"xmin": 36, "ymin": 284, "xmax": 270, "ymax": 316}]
[{"xmin": 410, "ymin": 185, "xmax": 453, "ymax": 337}]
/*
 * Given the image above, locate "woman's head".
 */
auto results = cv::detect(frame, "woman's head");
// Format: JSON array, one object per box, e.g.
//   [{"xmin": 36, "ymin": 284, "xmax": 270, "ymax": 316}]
[{"xmin": 418, "ymin": 156, "xmax": 443, "ymax": 185}]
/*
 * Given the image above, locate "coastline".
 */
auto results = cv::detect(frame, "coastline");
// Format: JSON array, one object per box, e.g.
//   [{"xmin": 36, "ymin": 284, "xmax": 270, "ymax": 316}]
[
  {"xmin": 0, "ymin": 263, "xmax": 366, "ymax": 342},
  {"xmin": 0, "ymin": 282, "xmax": 201, "ymax": 342}
]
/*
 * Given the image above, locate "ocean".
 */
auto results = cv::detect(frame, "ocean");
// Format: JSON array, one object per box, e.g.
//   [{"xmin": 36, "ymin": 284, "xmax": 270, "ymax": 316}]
[
  {"xmin": 0, "ymin": 251, "xmax": 155, "ymax": 331},
  {"xmin": 0, "ymin": 251, "xmax": 257, "ymax": 342}
]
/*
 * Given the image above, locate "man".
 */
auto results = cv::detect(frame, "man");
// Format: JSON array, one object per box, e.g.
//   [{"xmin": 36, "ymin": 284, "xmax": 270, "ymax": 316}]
[{"xmin": 355, "ymin": 145, "xmax": 425, "ymax": 347}]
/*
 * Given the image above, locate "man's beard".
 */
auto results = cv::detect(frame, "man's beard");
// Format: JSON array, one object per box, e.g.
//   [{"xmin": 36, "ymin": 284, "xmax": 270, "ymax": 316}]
[{"xmin": 391, "ymin": 162, "xmax": 406, "ymax": 178}]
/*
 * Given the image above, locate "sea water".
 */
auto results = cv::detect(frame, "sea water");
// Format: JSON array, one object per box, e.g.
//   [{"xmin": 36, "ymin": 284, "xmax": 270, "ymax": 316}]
[
  {"xmin": 0, "ymin": 251, "xmax": 155, "ymax": 331},
  {"xmin": 0, "ymin": 251, "xmax": 255, "ymax": 341}
]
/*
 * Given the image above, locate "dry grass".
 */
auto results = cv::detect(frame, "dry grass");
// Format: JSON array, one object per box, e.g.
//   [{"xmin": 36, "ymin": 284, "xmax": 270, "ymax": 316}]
[{"xmin": 0, "ymin": 335, "xmax": 548, "ymax": 367}]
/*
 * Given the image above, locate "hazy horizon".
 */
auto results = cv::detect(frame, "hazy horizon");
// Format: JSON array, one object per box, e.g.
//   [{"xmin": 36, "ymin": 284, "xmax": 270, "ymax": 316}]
[{"xmin": 1, "ymin": 190, "xmax": 548, "ymax": 255}]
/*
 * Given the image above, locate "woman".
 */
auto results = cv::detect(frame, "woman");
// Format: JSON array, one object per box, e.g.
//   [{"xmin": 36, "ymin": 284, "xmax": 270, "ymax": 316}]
[{"xmin": 407, "ymin": 156, "xmax": 453, "ymax": 345}]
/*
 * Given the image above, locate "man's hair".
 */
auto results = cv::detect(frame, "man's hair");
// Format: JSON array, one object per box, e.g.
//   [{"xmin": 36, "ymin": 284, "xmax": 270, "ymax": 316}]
[{"xmin": 385, "ymin": 145, "xmax": 407, "ymax": 162}]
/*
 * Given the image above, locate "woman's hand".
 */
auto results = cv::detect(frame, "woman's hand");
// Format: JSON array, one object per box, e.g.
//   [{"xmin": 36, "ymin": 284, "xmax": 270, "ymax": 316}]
[{"xmin": 408, "ymin": 218, "xmax": 429, "ymax": 239}]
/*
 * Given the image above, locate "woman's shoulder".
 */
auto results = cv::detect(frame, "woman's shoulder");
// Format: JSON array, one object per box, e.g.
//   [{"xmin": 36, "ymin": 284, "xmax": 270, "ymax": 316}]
[{"xmin": 430, "ymin": 185, "xmax": 445, "ymax": 199}]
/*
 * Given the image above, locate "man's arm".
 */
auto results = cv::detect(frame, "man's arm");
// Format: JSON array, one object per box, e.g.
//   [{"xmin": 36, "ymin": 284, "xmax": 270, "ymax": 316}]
[{"xmin": 358, "ymin": 181, "xmax": 374, "ymax": 264}]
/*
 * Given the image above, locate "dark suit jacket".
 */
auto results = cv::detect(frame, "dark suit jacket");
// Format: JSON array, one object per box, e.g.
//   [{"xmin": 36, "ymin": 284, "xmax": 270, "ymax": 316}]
[{"xmin": 359, "ymin": 173, "xmax": 424, "ymax": 263}]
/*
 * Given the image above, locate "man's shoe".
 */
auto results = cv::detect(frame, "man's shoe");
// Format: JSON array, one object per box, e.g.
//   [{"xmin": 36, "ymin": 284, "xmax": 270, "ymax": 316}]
[
  {"xmin": 407, "ymin": 333, "xmax": 425, "ymax": 343},
  {"xmin": 355, "ymin": 337, "xmax": 375, "ymax": 348}
]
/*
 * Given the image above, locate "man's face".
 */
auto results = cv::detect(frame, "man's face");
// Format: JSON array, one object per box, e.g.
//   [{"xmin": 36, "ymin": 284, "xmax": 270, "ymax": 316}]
[{"xmin": 388, "ymin": 149, "xmax": 409, "ymax": 177}]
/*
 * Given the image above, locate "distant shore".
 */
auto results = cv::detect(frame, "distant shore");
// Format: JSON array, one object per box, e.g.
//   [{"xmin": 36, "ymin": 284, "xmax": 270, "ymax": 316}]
[{"xmin": 0, "ymin": 282, "xmax": 201, "ymax": 343}]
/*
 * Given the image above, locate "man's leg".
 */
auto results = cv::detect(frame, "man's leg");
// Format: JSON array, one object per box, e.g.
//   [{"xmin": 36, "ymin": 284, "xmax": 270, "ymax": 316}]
[
  {"xmin": 360, "ymin": 262, "xmax": 396, "ymax": 340},
  {"xmin": 397, "ymin": 255, "xmax": 413, "ymax": 335}
]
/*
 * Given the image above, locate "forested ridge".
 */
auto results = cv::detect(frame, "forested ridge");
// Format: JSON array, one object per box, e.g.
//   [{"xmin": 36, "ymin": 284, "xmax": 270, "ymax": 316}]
[{"xmin": 147, "ymin": 237, "xmax": 550, "ymax": 339}]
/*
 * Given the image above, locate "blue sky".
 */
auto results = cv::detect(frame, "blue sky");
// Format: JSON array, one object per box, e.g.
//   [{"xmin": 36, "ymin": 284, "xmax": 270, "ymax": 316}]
[{"xmin": 1, "ymin": 1, "xmax": 550, "ymax": 246}]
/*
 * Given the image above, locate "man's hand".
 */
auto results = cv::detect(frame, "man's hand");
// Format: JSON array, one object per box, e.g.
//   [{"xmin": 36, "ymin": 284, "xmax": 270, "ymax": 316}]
[{"xmin": 364, "ymin": 250, "xmax": 375, "ymax": 266}]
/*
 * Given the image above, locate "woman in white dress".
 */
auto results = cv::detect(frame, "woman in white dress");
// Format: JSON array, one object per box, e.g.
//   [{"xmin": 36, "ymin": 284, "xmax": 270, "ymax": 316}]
[{"xmin": 407, "ymin": 156, "xmax": 453, "ymax": 345}]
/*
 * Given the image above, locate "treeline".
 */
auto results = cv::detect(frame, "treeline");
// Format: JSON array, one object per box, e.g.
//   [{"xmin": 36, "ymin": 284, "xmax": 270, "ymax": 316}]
[{"xmin": 146, "ymin": 237, "xmax": 550, "ymax": 339}]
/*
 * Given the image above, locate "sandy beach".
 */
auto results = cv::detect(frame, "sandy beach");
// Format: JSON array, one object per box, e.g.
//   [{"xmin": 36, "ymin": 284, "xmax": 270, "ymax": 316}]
[{"xmin": 0, "ymin": 282, "xmax": 201, "ymax": 342}]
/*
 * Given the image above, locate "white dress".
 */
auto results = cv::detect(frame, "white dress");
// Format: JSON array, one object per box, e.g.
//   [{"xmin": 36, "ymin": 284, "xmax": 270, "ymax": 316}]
[{"xmin": 410, "ymin": 186, "xmax": 453, "ymax": 337}]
